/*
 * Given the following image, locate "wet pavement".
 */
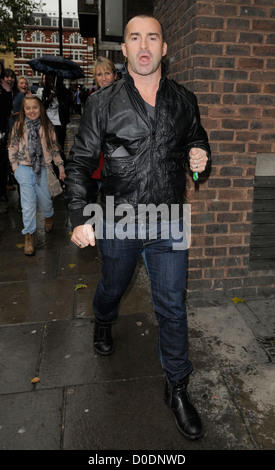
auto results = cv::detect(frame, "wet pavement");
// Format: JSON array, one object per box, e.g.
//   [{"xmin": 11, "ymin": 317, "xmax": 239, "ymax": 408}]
[{"xmin": 0, "ymin": 117, "xmax": 274, "ymax": 460}]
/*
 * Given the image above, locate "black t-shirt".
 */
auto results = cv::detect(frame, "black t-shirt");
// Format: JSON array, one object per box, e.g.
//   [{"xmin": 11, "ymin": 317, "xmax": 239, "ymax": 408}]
[{"xmin": 144, "ymin": 100, "xmax": 155, "ymax": 126}]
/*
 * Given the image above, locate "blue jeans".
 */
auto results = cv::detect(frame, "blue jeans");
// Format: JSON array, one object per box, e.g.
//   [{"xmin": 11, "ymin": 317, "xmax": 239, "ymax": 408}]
[
  {"xmin": 93, "ymin": 219, "xmax": 193, "ymax": 384},
  {"xmin": 14, "ymin": 165, "xmax": 54, "ymax": 235}
]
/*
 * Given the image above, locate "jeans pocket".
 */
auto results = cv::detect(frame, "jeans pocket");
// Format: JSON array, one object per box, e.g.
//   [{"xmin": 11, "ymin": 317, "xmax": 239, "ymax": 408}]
[{"xmin": 13, "ymin": 165, "xmax": 22, "ymax": 182}]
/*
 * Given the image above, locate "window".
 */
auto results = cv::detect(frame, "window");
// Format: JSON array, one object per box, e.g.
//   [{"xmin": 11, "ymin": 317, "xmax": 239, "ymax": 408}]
[
  {"xmin": 63, "ymin": 18, "xmax": 72, "ymax": 27},
  {"xmin": 41, "ymin": 17, "xmax": 51, "ymax": 26},
  {"xmin": 20, "ymin": 48, "xmax": 32, "ymax": 59},
  {"xmin": 72, "ymin": 50, "xmax": 83, "ymax": 61},
  {"xmin": 33, "ymin": 48, "xmax": 43, "ymax": 58},
  {"xmin": 19, "ymin": 65, "xmax": 27, "ymax": 76},
  {"xmin": 70, "ymin": 33, "xmax": 82, "ymax": 44},
  {"xmin": 102, "ymin": 0, "xmax": 123, "ymax": 42},
  {"xmin": 31, "ymin": 31, "xmax": 45, "ymax": 43},
  {"xmin": 52, "ymin": 32, "xmax": 60, "ymax": 44}
]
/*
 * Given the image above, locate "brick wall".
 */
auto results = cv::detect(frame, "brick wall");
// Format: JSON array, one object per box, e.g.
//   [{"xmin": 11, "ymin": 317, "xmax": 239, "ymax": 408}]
[{"xmin": 154, "ymin": 0, "xmax": 275, "ymax": 301}]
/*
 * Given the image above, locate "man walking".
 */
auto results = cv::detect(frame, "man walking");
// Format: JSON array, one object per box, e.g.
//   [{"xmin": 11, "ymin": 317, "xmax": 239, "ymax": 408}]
[{"xmin": 65, "ymin": 15, "xmax": 211, "ymax": 440}]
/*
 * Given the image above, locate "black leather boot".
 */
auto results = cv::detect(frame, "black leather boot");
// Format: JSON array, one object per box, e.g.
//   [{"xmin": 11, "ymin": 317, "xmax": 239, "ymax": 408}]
[
  {"xmin": 93, "ymin": 319, "xmax": 114, "ymax": 355},
  {"xmin": 165, "ymin": 378, "xmax": 202, "ymax": 440}
]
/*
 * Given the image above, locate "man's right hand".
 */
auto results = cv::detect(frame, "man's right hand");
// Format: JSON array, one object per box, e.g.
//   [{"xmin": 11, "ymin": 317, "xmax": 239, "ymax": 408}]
[{"xmin": 71, "ymin": 224, "xmax": 95, "ymax": 248}]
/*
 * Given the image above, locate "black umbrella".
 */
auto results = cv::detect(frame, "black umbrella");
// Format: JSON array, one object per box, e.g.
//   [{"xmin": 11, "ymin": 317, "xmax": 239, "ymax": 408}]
[{"xmin": 29, "ymin": 55, "xmax": 85, "ymax": 79}]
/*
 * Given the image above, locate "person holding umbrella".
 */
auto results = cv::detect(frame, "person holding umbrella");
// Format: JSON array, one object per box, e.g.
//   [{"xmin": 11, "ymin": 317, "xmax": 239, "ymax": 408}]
[
  {"xmin": 42, "ymin": 72, "xmax": 71, "ymax": 171},
  {"xmin": 28, "ymin": 56, "xmax": 85, "ymax": 169}
]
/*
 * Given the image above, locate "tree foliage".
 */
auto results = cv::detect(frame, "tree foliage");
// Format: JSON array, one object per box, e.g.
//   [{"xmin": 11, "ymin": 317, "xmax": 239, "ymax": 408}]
[{"xmin": 0, "ymin": 0, "xmax": 42, "ymax": 54}]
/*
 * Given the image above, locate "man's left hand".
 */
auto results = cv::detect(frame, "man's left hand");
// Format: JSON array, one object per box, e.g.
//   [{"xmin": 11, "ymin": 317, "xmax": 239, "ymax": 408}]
[{"xmin": 189, "ymin": 147, "xmax": 208, "ymax": 173}]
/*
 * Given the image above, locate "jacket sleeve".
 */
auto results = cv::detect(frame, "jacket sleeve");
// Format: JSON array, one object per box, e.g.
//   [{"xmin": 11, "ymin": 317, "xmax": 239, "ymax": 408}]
[
  {"xmin": 184, "ymin": 91, "xmax": 211, "ymax": 168},
  {"xmin": 8, "ymin": 124, "xmax": 20, "ymax": 172},
  {"xmin": 64, "ymin": 95, "xmax": 101, "ymax": 229}
]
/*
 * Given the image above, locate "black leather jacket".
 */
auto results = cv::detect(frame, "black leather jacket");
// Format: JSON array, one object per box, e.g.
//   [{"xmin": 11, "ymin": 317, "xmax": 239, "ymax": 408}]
[{"xmin": 65, "ymin": 64, "xmax": 211, "ymax": 229}]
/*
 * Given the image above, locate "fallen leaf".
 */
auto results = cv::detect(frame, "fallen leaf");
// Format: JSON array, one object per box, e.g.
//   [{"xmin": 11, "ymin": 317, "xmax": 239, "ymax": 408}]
[
  {"xmin": 31, "ymin": 377, "xmax": 40, "ymax": 384},
  {"xmin": 68, "ymin": 263, "xmax": 76, "ymax": 269},
  {"xmin": 16, "ymin": 244, "xmax": 25, "ymax": 248},
  {"xmin": 232, "ymin": 297, "xmax": 245, "ymax": 304},
  {"xmin": 74, "ymin": 284, "xmax": 88, "ymax": 291}
]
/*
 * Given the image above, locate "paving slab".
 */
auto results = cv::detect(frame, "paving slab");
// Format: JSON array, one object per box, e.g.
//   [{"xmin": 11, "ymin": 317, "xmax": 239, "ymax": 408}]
[
  {"xmin": 224, "ymin": 363, "xmax": 275, "ymax": 450},
  {"xmin": 37, "ymin": 314, "xmax": 161, "ymax": 389},
  {"xmin": 236, "ymin": 298, "xmax": 275, "ymax": 337},
  {"xmin": 187, "ymin": 304, "xmax": 268, "ymax": 368},
  {"xmin": 0, "ymin": 278, "xmax": 76, "ymax": 325},
  {"xmin": 0, "ymin": 389, "xmax": 63, "ymax": 450},
  {"xmin": 0, "ymin": 247, "xmax": 60, "ymax": 282},
  {"xmin": 187, "ymin": 303, "xmax": 275, "ymax": 450},
  {"xmin": 0, "ymin": 323, "xmax": 43, "ymax": 394}
]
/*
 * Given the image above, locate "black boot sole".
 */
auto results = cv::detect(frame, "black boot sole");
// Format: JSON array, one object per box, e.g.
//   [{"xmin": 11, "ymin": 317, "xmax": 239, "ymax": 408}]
[
  {"xmin": 94, "ymin": 344, "xmax": 115, "ymax": 356},
  {"xmin": 174, "ymin": 417, "xmax": 202, "ymax": 441}
]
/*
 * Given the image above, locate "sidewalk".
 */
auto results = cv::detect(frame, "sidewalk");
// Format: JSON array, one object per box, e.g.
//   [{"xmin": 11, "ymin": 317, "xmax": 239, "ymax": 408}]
[{"xmin": 0, "ymin": 118, "xmax": 274, "ymax": 454}]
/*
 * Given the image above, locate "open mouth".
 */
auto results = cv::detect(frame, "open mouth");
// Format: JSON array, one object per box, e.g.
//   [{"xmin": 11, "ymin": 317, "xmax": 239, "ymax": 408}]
[{"xmin": 138, "ymin": 52, "xmax": 152, "ymax": 65}]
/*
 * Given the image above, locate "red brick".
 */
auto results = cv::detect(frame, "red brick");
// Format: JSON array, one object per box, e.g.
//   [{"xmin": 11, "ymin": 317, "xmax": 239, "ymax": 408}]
[{"xmin": 154, "ymin": 0, "xmax": 275, "ymax": 299}]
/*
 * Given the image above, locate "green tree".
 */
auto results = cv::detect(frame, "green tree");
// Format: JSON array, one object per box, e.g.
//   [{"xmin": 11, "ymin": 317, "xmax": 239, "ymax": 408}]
[{"xmin": 0, "ymin": 0, "xmax": 42, "ymax": 54}]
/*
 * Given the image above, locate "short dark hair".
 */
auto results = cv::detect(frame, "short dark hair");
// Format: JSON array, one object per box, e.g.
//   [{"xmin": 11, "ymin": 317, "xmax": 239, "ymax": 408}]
[{"xmin": 123, "ymin": 15, "xmax": 165, "ymax": 42}]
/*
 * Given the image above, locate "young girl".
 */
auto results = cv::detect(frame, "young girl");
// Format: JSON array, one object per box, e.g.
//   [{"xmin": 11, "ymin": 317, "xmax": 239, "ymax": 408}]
[{"xmin": 8, "ymin": 95, "xmax": 66, "ymax": 256}]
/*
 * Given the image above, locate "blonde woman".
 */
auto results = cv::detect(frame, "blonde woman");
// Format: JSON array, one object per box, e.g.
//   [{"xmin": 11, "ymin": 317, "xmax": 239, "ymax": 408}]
[
  {"xmin": 91, "ymin": 57, "xmax": 117, "ymax": 185},
  {"xmin": 93, "ymin": 57, "xmax": 117, "ymax": 89}
]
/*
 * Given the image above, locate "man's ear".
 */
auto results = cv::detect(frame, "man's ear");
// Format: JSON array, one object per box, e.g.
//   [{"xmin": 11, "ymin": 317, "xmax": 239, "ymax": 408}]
[
  {"xmin": 121, "ymin": 43, "xmax": 127, "ymax": 58},
  {"xmin": 162, "ymin": 42, "xmax": 167, "ymax": 57}
]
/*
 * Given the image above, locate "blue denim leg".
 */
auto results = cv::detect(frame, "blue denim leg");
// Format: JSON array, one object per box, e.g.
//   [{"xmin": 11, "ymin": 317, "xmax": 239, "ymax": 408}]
[
  {"xmin": 35, "ymin": 168, "xmax": 54, "ymax": 218},
  {"xmin": 142, "ymin": 237, "xmax": 192, "ymax": 384},
  {"xmin": 14, "ymin": 165, "xmax": 37, "ymax": 235},
  {"xmin": 14, "ymin": 165, "xmax": 53, "ymax": 235},
  {"xmin": 93, "ymin": 233, "xmax": 142, "ymax": 322}
]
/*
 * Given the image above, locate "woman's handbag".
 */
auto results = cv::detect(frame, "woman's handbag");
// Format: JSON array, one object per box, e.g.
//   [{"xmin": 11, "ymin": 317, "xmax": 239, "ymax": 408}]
[{"xmin": 45, "ymin": 165, "xmax": 63, "ymax": 198}]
